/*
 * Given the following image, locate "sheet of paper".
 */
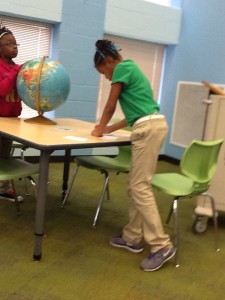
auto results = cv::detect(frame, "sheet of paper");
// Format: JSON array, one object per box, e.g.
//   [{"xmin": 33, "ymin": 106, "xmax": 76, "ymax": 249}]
[
  {"xmin": 64, "ymin": 135, "xmax": 88, "ymax": 141},
  {"xmin": 113, "ymin": 133, "xmax": 130, "ymax": 137},
  {"xmin": 100, "ymin": 135, "xmax": 118, "ymax": 140},
  {"xmin": 101, "ymin": 133, "xmax": 130, "ymax": 140}
]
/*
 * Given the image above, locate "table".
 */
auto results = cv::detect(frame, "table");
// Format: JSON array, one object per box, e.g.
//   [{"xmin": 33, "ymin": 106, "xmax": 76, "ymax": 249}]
[{"xmin": 0, "ymin": 117, "xmax": 131, "ymax": 261}]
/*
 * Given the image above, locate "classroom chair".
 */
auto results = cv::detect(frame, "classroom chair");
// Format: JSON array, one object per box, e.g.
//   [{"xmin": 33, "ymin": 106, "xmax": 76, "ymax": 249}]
[
  {"xmin": 10, "ymin": 141, "xmax": 29, "ymax": 160},
  {"xmin": 11, "ymin": 141, "xmax": 31, "ymax": 195},
  {"xmin": 61, "ymin": 145, "xmax": 131, "ymax": 227},
  {"xmin": 0, "ymin": 156, "xmax": 39, "ymax": 214},
  {"xmin": 151, "ymin": 139, "xmax": 223, "ymax": 267}
]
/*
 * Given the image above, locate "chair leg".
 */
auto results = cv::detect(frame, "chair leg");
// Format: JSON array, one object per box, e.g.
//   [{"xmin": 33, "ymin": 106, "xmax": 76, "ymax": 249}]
[
  {"xmin": 103, "ymin": 171, "xmax": 110, "ymax": 201},
  {"xmin": 165, "ymin": 203, "xmax": 174, "ymax": 226},
  {"xmin": 11, "ymin": 180, "xmax": 21, "ymax": 215},
  {"xmin": 203, "ymin": 192, "xmax": 220, "ymax": 252},
  {"xmin": 20, "ymin": 147, "xmax": 26, "ymax": 160},
  {"xmin": 10, "ymin": 147, "xmax": 15, "ymax": 156},
  {"xmin": 106, "ymin": 182, "xmax": 110, "ymax": 201},
  {"xmin": 21, "ymin": 147, "xmax": 31, "ymax": 195},
  {"xmin": 172, "ymin": 197, "xmax": 179, "ymax": 268},
  {"xmin": 20, "ymin": 177, "xmax": 30, "ymax": 196},
  {"xmin": 26, "ymin": 176, "xmax": 38, "ymax": 199},
  {"xmin": 61, "ymin": 165, "xmax": 80, "ymax": 208},
  {"xmin": 92, "ymin": 170, "xmax": 109, "ymax": 228}
]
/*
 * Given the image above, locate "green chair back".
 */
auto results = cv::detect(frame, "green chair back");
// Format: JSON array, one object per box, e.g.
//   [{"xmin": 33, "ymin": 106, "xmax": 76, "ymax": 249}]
[
  {"xmin": 180, "ymin": 139, "xmax": 224, "ymax": 194},
  {"xmin": 76, "ymin": 144, "xmax": 131, "ymax": 172}
]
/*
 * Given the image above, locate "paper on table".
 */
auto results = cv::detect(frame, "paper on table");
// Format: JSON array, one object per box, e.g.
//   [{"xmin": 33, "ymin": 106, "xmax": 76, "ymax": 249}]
[
  {"xmin": 101, "ymin": 133, "xmax": 130, "ymax": 140},
  {"xmin": 113, "ymin": 133, "xmax": 130, "ymax": 137},
  {"xmin": 100, "ymin": 135, "xmax": 118, "ymax": 140},
  {"xmin": 64, "ymin": 136, "xmax": 88, "ymax": 141}
]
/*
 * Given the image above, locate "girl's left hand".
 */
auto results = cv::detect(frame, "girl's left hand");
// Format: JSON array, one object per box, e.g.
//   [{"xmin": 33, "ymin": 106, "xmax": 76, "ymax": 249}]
[
  {"xmin": 91, "ymin": 129, "xmax": 102, "ymax": 137},
  {"xmin": 91, "ymin": 124, "xmax": 104, "ymax": 137}
]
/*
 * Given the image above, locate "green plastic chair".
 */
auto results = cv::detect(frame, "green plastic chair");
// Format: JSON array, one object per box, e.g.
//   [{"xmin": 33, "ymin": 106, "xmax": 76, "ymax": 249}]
[
  {"xmin": 11, "ymin": 141, "xmax": 31, "ymax": 195},
  {"xmin": 0, "ymin": 157, "xmax": 39, "ymax": 214},
  {"xmin": 61, "ymin": 145, "xmax": 131, "ymax": 227},
  {"xmin": 151, "ymin": 139, "xmax": 224, "ymax": 267},
  {"xmin": 10, "ymin": 141, "xmax": 29, "ymax": 160}
]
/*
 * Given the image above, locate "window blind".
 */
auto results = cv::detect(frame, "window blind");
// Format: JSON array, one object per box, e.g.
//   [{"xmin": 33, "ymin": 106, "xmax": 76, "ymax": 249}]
[{"xmin": 0, "ymin": 15, "xmax": 52, "ymax": 118}]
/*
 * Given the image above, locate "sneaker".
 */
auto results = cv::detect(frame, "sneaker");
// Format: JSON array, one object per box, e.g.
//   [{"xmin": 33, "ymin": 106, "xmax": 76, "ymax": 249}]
[
  {"xmin": 0, "ymin": 191, "xmax": 23, "ymax": 203},
  {"xmin": 140, "ymin": 247, "xmax": 176, "ymax": 271},
  {"xmin": 109, "ymin": 235, "xmax": 144, "ymax": 253}
]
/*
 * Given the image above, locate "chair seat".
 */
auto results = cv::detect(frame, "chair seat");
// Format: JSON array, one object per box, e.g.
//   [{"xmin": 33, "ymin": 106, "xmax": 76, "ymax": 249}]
[
  {"xmin": 152, "ymin": 173, "xmax": 195, "ymax": 196},
  {"xmin": 62, "ymin": 145, "xmax": 131, "ymax": 227},
  {"xmin": 12, "ymin": 141, "xmax": 27, "ymax": 149},
  {"xmin": 0, "ymin": 157, "xmax": 39, "ymax": 180},
  {"xmin": 75, "ymin": 155, "xmax": 130, "ymax": 173}
]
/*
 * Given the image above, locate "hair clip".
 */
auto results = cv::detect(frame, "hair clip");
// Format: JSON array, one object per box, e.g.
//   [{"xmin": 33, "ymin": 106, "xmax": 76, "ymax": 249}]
[
  {"xmin": 114, "ymin": 43, "xmax": 121, "ymax": 51},
  {"xmin": 96, "ymin": 48, "xmax": 105, "ymax": 59},
  {"xmin": 0, "ymin": 32, "xmax": 8, "ymax": 39},
  {"xmin": 109, "ymin": 43, "xmax": 121, "ymax": 55}
]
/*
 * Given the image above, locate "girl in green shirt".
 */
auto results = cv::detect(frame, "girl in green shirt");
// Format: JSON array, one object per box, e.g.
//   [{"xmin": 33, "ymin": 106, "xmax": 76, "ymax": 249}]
[{"xmin": 91, "ymin": 39, "xmax": 175, "ymax": 272}]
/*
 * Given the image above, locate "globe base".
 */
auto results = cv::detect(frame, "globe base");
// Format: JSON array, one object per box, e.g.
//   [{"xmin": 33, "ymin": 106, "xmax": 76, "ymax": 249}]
[{"xmin": 24, "ymin": 115, "xmax": 57, "ymax": 125}]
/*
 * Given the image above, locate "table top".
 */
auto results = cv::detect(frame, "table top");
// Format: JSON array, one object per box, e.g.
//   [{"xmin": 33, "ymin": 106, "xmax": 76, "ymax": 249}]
[{"xmin": 0, "ymin": 117, "xmax": 131, "ymax": 151}]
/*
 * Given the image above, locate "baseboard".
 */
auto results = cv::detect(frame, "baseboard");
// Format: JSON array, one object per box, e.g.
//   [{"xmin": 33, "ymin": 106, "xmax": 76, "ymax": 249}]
[{"xmin": 158, "ymin": 154, "xmax": 180, "ymax": 165}]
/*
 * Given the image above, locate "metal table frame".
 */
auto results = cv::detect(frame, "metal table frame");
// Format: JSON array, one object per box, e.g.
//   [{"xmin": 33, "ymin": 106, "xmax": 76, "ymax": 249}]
[{"xmin": 0, "ymin": 117, "xmax": 130, "ymax": 261}]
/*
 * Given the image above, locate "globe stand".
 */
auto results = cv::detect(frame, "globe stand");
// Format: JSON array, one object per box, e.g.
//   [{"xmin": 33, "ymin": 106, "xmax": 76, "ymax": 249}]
[{"xmin": 24, "ymin": 115, "xmax": 57, "ymax": 125}]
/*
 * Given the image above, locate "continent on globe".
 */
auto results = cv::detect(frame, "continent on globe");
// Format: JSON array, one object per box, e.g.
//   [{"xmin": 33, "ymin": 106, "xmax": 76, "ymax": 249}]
[{"xmin": 17, "ymin": 57, "xmax": 70, "ymax": 115}]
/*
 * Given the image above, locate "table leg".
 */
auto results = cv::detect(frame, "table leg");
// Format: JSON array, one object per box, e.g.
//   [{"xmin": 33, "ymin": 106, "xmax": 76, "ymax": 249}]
[
  {"xmin": 61, "ymin": 149, "xmax": 71, "ymax": 200},
  {"xmin": 33, "ymin": 150, "xmax": 52, "ymax": 261}
]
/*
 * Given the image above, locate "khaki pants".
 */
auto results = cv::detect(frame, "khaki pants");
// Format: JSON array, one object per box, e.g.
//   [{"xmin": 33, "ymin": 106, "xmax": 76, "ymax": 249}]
[
  {"xmin": 123, "ymin": 117, "xmax": 172, "ymax": 253},
  {"xmin": 0, "ymin": 137, "xmax": 12, "ymax": 193}
]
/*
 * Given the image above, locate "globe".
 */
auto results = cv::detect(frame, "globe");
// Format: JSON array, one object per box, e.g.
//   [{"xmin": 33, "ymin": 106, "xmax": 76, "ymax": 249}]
[{"xmin": 17, "ymin": 57, "xmax": 70, "ymax": 123}]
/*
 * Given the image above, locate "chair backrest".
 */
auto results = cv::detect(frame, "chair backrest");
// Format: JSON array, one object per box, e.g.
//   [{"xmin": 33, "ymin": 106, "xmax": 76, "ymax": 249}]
[
  {"xmin": 180, "ymin": 139, "xmax": 224, "ymax": 193},
  {"xmin": 108, "ymin": 146, "xmax": 131, "ymax": 172},
  {"xmin": 111, "ymin": 118, "xmax": 132, "ymax": 168}
]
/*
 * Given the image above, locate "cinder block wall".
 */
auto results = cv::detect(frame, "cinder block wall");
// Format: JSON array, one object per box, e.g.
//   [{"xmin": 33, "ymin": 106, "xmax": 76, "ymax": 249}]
[
  {"xmin": 0, "ymin": 0, "xmax": 106, "ymax": 123},
  {"xmin": 0, "ymin": 0, "xmax": 106, "ymax": 156},
  {"xmin": 52, "ymin": 0, "xmax": 106, "ymax": 122}
]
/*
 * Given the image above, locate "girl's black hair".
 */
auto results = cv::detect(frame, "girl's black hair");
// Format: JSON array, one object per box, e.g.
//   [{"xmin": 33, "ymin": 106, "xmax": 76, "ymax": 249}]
[
  {"xmin": 0, "ymin": 23, "xmax": 12, "ymax": 39},
  {"xmin": 94, "ymin": 39, "xmax": 122, "ymax": 67}
]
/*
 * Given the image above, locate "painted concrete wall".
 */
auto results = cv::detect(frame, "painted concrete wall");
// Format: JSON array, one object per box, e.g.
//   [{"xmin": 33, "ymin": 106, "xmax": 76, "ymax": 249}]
[
  {"xmin": 0, "ymin": 0, "xmax": 181, "ymax": 126},
  {"xmin": 160, "ymin": 0, "xmax": 225, "ymax": 159},
  {"xmin": 105, "ymin": 0, "xmax": 182, "ymax": 45},
  {"xmin": 5, "ymin": 0, "xmax": 212, "ymax": 160},
  {"xmin": 52, "ymin": 0, "xmax": 106, "ymax": 123},
  {"xmin": 0, "ymin": 0, "xmax": 62, "ymax": 23},
  {"xmin": 0, "ymin": 0, "xmax": 106, "ymax": 124},
  {"xmin": 1, "ymin": 0, "xmax": 107, "ymax": 156}
]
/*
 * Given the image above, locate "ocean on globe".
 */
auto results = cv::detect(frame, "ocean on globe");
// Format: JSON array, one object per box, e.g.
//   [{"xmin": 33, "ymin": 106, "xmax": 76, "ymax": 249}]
[{"xmin": 17, "ymin": 57, "xmax": 70, "ymax": 114}]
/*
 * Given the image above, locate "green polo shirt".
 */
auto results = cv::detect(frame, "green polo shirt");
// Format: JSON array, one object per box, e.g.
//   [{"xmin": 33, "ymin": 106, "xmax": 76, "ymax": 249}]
[{"xmin": 112, "ymin": 59, "xmax": 159, "ymax": 126}]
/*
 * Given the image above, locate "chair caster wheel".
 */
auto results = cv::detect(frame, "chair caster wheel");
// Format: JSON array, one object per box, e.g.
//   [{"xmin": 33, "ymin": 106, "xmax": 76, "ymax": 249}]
[{"xmin": 192, "ymin": 216, "xmax": 208, "ymax": 234}]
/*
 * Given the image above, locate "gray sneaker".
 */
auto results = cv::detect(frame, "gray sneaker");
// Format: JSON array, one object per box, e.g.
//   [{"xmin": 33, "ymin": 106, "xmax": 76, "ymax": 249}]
[
  {"xmin": 109, "ymin": 235, "xmax": 144, "ymax": 253},
  {"xmin": 140, "ymin": 247, "xmax": 176, "ymax": 271},
  {"xmin": 0, "ymin": 193, "xmax": 23, "ymax": 203}
]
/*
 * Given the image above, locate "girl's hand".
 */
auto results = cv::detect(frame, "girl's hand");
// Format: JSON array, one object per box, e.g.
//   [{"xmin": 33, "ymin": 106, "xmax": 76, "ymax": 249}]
[
  {"xmin": 91, "ymin": 129, "xmax": 102, "ymax": 137},
  {"xmin": 91, "ymin": 124, "xmax": 105, "ymax": 137},
  {"xmin": 91, "ymin": 124, "xmax": 112, "ymax": 136}
]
